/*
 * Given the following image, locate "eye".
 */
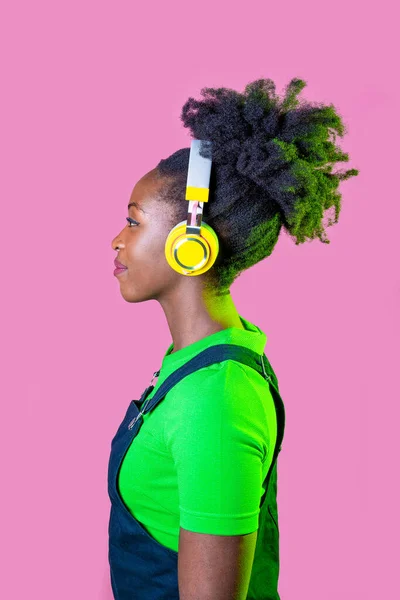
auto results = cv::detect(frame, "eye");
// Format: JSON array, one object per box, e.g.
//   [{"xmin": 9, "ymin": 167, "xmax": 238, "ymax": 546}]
[{"xmin": 126, "ymin": 217, "xmax": 139, "ymax": 228}]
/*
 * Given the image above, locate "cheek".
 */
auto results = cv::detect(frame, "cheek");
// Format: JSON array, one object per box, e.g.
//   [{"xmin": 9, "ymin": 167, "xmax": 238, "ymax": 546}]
[{"xmin": 127, "ymin": 233, "xmax": 167, "ymax": 268}]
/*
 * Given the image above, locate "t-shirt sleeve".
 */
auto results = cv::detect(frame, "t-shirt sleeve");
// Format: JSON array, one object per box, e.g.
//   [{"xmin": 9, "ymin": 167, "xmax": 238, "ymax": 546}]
[{"xmin": 164, "ymin": 360, "xmax": 270, "ymax": 536}]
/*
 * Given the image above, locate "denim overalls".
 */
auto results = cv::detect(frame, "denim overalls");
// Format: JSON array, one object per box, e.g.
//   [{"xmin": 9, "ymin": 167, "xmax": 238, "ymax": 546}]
[{"xmin": 108, "ymin": 343, "xmax": 286, "ymax": 599}]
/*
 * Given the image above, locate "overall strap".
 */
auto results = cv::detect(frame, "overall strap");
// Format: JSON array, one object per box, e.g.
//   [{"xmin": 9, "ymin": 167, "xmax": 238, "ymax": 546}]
[{"xmin": 141, "ymin": 344, "xmax": 283, "ymax": 429}]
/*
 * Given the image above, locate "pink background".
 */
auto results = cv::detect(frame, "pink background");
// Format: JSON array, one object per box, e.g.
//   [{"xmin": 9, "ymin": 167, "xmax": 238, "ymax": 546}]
[{"xmin": 1, "ymin": 0, "xmax": 398, "ymax": 598}]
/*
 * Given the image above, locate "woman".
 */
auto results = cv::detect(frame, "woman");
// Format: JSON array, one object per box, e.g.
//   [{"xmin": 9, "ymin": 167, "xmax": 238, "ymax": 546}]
[{"xmin": 108, "ymin": 77, "xmax": 359, "ymax": 600}]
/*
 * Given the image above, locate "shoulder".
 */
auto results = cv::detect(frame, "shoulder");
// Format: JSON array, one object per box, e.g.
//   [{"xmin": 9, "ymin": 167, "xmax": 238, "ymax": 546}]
[
  {"xmin": 166, "ymin": 358, "xmax": 258, "ymax": 407},
  {"xmin": 164, "ymin": 358, "xmax": 273, "ymax": 453},
  {"xmin": 164, "ymin": 359, "xmax": 274, "ymax": 422}
]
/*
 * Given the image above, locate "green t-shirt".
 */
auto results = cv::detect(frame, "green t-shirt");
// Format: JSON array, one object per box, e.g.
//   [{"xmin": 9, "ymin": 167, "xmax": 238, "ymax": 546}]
[{"xmin": 117, "ymin": 314, "xmax": 277, "ymax": 553}]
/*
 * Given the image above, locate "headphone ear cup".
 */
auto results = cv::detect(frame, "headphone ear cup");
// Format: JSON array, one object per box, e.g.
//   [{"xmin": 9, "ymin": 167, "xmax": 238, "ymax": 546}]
[{"xmin": 165, "ymin": 220, "xmax": 219, "ymax": 276}]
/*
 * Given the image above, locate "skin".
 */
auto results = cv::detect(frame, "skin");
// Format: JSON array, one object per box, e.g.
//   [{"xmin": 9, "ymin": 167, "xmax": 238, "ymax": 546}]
[
  {"xmin": 178, "ymin": 527, "xmax": 257, "ymax": 600},
  {"xmin": 111, "ymin": 168, "xmax": 257, "ymax": 599},
  {"xmin": 111, "ymin": 167, "xmax": 246, "ymax": 353}
]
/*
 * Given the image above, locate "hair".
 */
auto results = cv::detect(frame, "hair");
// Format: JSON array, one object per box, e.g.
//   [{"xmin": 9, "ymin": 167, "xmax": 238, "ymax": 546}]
[{"xmin": 154, "ymin": 77, "xmax": 359, "ymax": 296}]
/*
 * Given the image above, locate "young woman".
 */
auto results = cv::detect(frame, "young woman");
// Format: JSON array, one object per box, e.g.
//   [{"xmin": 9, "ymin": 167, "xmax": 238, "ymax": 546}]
[{"xmin": 108, "ymin": 77, "xmax": 359, "ymax": 600}]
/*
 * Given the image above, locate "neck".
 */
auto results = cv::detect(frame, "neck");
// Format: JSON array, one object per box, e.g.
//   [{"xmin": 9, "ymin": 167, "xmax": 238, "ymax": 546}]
[{"xmin": 157, "ymin": 279, "xmax": 243, "ymax": 354}]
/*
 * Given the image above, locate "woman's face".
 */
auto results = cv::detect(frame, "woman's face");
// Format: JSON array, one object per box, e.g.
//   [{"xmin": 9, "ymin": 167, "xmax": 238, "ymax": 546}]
[{"xmin": 111, "ymin": 169, "xmax": 183, "ymax": 302}]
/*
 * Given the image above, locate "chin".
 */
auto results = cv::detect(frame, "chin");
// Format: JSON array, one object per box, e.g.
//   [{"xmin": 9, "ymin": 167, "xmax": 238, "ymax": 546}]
[{"xmin": 119, "ymin": 286, "xmax": 155, "ymax": 304}]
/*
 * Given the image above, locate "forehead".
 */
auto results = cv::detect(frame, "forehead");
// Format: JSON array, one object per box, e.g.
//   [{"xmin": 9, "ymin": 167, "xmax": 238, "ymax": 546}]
[{"xmin": 128, "ymin": 173, "xmax": 161, "ymax": 214}]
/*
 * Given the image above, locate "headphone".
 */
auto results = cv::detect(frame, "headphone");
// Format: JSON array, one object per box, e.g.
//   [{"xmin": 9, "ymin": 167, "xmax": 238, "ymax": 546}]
[{"xmin": 164, "ymin": 139, "xmax": 219, "ymax": 277}]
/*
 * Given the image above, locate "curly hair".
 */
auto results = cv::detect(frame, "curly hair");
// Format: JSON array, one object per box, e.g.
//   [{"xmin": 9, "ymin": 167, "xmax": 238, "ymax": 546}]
[{"xmin": 154, "ymin": 77, "xmax": 359, "ymax": 295}]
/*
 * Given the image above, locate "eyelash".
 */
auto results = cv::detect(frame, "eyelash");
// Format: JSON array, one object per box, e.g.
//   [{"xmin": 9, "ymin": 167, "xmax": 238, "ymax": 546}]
[{"xmin": 126, "ymin": 217, "xmax": 139, "ymax": 228}]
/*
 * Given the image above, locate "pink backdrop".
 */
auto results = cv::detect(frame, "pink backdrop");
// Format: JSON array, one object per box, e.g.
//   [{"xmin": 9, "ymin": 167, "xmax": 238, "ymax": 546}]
[{"xmin": 1, "ymin": 0, "xmax": 398, "ymax": 598}]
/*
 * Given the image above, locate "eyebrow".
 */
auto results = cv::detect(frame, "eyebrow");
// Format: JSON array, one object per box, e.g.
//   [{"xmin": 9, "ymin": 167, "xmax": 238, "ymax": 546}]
[{"xmin": 127, "ymin": 201, "xmax": 146, "ymax": 214}]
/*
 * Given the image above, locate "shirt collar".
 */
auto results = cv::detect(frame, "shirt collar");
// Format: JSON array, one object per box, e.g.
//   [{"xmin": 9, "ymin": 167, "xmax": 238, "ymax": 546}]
[{"xmin": 159, "ymin": 314, "xmax": 267, "ymax": 378}]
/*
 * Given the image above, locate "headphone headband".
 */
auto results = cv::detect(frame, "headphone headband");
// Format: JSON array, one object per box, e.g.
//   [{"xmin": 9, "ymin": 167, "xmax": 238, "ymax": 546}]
[{"xmin": 185, "ymin": 139, "xmax": 213, "ymax": 236}]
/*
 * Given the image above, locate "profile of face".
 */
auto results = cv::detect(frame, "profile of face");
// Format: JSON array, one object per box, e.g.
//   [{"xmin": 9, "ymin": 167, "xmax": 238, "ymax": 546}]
[{"xmin": 111, "ymin": 168, "xmax": 192, "ymax": 303}]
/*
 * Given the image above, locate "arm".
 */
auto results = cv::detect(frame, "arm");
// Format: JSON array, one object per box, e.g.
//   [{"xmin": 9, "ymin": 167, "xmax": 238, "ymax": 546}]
[
  {"xmin": 178, "ymin": 527, "xmax": 257, "ymax": 600},
  {"xmin": 164, "ymin": 363, "xmax": 268, "ymax": 599}
]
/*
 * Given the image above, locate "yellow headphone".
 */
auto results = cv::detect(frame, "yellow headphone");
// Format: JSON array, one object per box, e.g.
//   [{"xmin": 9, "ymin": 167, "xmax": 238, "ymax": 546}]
[{"xmin": 164, "ymin": 139, "xmax": 219, "ymax": 276}]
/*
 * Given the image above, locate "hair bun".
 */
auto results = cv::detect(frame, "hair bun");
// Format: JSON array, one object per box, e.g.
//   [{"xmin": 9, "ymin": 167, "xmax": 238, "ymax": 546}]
[{"xmin": 236, "ymin": 136, "xmax": 279, "ymax": 186}]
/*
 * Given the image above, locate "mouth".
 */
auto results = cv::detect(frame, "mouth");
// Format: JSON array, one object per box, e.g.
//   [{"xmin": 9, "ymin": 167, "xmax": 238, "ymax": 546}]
[
  {"xmin": 114, "ymin": 258, "xmax": 128, "ymax": 270},
  {"xmin": 114, "ymin": 257, "xmax": 128, "ymax": 277}
]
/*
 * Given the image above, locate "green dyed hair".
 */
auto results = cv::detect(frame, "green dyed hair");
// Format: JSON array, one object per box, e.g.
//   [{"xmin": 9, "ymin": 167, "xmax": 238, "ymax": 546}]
[{"xmin": 155, "ymin": 78, "xmax": 359, "ymax": 295}]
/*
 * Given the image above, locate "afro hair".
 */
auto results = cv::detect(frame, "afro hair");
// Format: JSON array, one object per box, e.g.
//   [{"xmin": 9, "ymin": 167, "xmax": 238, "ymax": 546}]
[{"xmin": 155, "ymin": 77, "xmax": 359, "ymax": 295}]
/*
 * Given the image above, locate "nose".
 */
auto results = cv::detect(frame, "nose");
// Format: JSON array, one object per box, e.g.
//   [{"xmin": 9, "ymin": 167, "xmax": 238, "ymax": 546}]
[
  {"xmin": 111, "ymin": 235, "xmax": 123, "ymax": 251},
  {"xmin": 111, "ymin": 220, "xmax": 127, "ymax": 247}
]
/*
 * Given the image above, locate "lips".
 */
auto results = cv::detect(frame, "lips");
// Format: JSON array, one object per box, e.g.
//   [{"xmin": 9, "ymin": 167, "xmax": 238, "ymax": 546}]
[{"xmin": 114, "ymin": 258, "xmax": 127, "ymax": 270}]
